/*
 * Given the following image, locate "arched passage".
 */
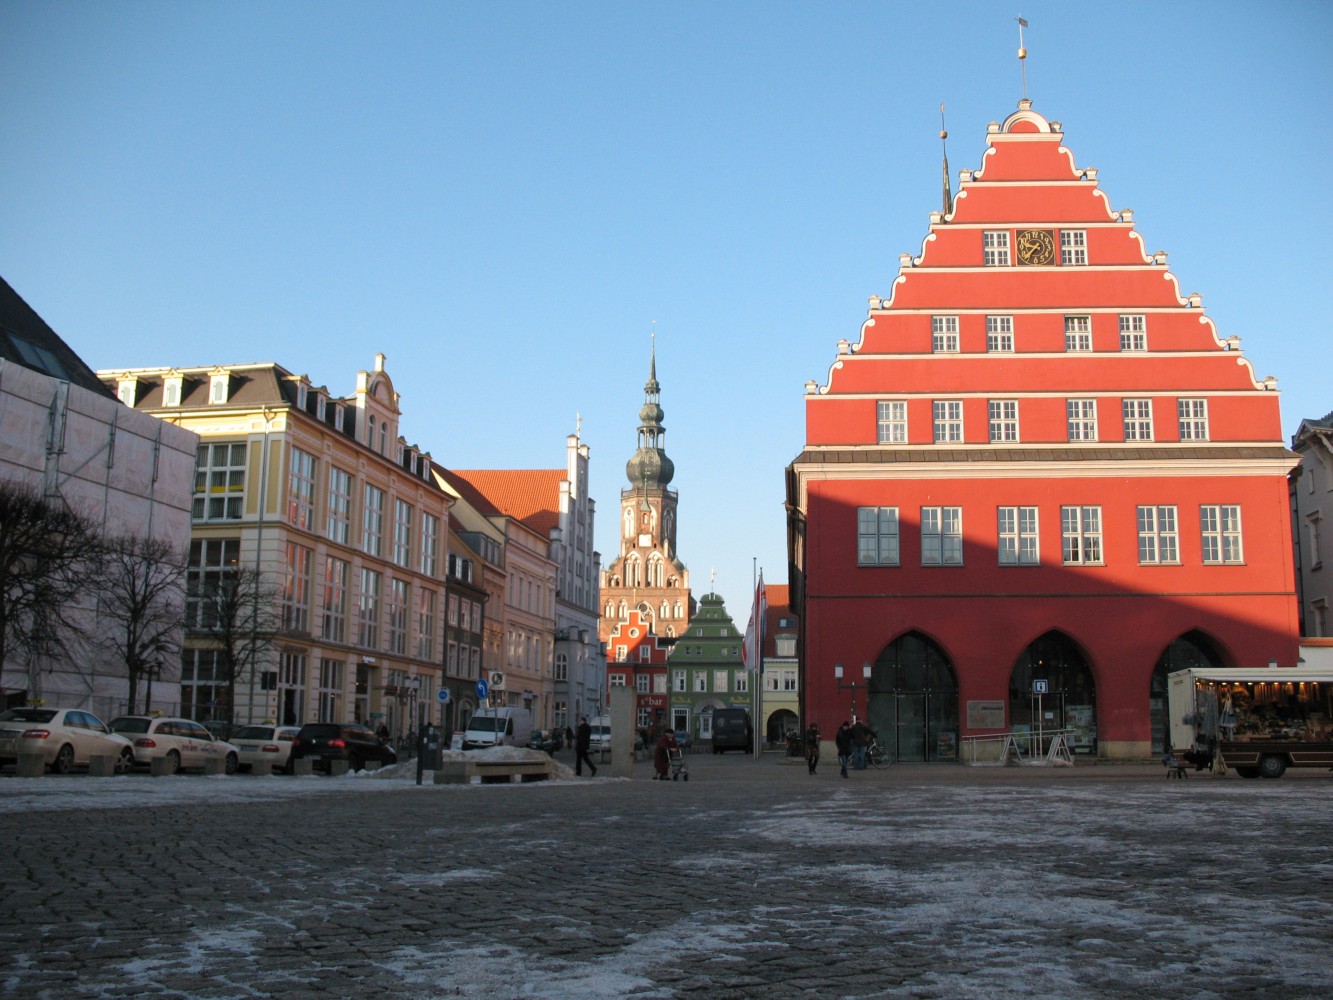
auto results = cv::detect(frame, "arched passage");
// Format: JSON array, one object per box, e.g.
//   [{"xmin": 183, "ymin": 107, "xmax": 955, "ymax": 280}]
[
  {"xmin": 867, "ymin": 632, "xmax": 960, "ymax": 762},
  {"xmin": 1009, "ymin": 631, "xmax": 1097, "ymax": 755},
  {"xmin": 1150, "ymin": 631, "xmax": 1229, "ymax": 754},
  {"xmin": 766, "ymin": 708, "xmax": 798, "ymax": 746}
]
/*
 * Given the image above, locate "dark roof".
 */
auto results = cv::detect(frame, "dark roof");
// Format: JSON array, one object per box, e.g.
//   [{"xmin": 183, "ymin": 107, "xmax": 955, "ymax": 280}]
[{"xmin": 0, "ymin": 276, "xmax": 115, "ymax": 398}]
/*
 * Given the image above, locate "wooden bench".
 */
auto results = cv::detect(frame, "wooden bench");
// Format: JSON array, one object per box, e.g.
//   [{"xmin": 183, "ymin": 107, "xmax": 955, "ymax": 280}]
[{"xmin": 435, "ymin": 758, "xmax": 553, "ymax": 785}]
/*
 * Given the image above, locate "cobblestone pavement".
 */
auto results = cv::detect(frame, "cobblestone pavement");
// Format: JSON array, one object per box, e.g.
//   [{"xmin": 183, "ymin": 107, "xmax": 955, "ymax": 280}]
[{"xmin": 2, "ymin": 753, "xmax": 1330, "ymax": 999}]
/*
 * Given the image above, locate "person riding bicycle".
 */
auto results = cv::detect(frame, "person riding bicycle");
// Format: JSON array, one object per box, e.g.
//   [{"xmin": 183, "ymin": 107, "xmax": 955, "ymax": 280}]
[{"xmin": 850, "ymin": 718, "xmax": 871, "ymax": 770}]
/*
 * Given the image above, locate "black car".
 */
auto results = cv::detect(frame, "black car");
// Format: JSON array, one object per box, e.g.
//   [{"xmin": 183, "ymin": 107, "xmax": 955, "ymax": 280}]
[
  {"xmin": 526, "ymin": 729, "xmax": 563, "ymax": 755},
  {"xmin": 288, "ymin": 723, "xmax": 398, "ymax": 773}
]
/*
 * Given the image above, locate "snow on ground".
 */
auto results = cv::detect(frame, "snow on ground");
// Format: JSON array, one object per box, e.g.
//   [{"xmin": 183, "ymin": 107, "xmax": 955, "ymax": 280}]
[{"xmin": 0, "ymin": 746, "xmax": 584, "ymax": 812}]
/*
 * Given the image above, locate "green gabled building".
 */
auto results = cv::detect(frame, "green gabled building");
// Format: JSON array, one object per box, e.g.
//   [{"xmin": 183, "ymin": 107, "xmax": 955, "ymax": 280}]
[{"xmin": 667, "ymin": 592, "xmax": 753, "ymax": 746}]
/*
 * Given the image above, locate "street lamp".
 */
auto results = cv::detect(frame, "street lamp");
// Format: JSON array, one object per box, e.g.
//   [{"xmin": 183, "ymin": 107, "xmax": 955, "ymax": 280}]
[{"xmin": 835, "ymin": 662, "xmax": 872, "ymax": 722}]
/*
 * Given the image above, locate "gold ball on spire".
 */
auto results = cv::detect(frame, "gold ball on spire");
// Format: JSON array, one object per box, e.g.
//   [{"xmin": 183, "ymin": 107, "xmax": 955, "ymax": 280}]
[
  {"xmin": 1018, "ymin": 47, "xmax": 1027, "ymax": 59},
  {"xmin": 939, "ymin": 130, "xmax": 947, "ymax": 140}
]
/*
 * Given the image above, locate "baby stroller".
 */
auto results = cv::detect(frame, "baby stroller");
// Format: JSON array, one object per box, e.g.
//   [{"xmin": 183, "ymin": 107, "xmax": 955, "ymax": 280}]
[{"xmin": 667, "ymin": 744, "xmax": 688, "ymax": 781}]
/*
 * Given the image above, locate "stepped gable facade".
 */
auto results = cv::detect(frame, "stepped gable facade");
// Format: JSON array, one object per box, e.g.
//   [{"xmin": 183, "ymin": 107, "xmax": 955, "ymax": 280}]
[{"xmin": 787, "ymin": 99, "xmax": 1300, "ymax": 760}]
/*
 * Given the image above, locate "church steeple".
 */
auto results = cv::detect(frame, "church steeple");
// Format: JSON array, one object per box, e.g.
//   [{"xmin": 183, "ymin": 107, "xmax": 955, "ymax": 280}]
[{"xmin": 625, "ymin": 334, "xmax": 675, "ymax": 488}]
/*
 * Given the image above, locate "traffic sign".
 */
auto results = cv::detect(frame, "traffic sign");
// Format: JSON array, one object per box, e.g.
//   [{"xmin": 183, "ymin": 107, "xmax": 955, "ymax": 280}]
[
  {"xmin": 476, "ymin": 678, "xmax": 489, "ymax": 700},
  {"xmin": 437, "ymin": 688, "xmax": 451, "ymax": 704},
  {"xmin": 1032, "ymin": 679, "xmax": 1048, "ymax": 695}
]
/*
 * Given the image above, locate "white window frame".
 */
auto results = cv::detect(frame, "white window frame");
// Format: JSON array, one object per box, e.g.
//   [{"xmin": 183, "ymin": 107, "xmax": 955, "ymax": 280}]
[
  {"xmin": 287, "ymin": 447, "xmax": 317, "ymax": 532},
  {"xmin": 1064, "ymin": 315, "xmax": 1092, "ymax": 352},
  {"xmin": 1061, "ymin": 506, "xmax": 1103, "ymax": 565},
  {"xmin": 1178, "ymin": 399, "xmax": 1209, "ymax": 441},
  {"xmin": 983, "ymin": 230, "xmax": 1011, "ymax": 266},
  {"xmin": 357, "ymin": 568, "xmax": 381, "ymax": 649},
  {"xmin": 877, "ymin": 400, "xmax": 908, "ymax": 444},
  {"xmin": 988, "ymin": 399, "xmax": 1019, "ymax": 443},
  {"xmin": 1119, "ymin": 314, "xmax": 1147, "ymax": 351},
  {"xmin": 986, "ymin": 315, "xmax": 1014, "ymax": 352},
  {"xmin": 933, "ymin": 400, "xmax": 963, "ymax": 443},
  {"xmin": 322, "ymin": 556, "xmax": 348, "ymax": 644},
  {"xmin": 1067, "ymin": 399, "xmax": 1098, "ymax": 442},
  {"xmin": 1060, "ymin": 229, "xmax": 1087, "ymax": 266},
  {"xmin": 326, "ymin": 466, "xmax": 352, "ymax": 544},
  {"xmin": 932, "ymin": 316, "xmax": 960, "ymax": 353},
  {"xmin": 362, "ymin": 484, "xmax": 384, "ymax": 557},
  {"xmin": 192, "ymin": 442, "xmax": 247, "ymax": 521},
  {"xmin": 392, "ymin": 498, "xmax": 412, "ymax": 568},
  {"xmin": 281, "ymin": 542, "xmax": 312, "ymax": 633},
  {"xmin": 998, "ymin": 506, "xmax": 1039, "ymax": 566},
  {"xmin": 921, "ymin": 506, "xmax": 963, "ymax": 566},
  {"xmin": 1137, "ymin": 505, "xmax": 1179, "ymax": 564},
  {"xmin": 1123, "ymin": 399, "xmax": 1154, "ymax": 441},
  {"xmin": 858, "ymin": 506, "xmax": 900, "ymax": 567},
  {"xmin": 1201, "ymin": 505, "xmax": 1243, "ymax": 564}
]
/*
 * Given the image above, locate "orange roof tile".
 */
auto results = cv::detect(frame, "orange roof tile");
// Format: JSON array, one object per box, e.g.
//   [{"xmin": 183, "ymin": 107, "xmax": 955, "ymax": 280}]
[{"xmin": 448, "ymin": 469, "xmax": 565, "ymax": 537}]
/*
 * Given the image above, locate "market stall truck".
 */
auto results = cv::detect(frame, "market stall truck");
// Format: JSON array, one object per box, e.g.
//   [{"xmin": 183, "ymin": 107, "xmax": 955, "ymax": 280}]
[{"xmin": 1167, "ymin": 665, "xmax": 1333, "ymax": 779}]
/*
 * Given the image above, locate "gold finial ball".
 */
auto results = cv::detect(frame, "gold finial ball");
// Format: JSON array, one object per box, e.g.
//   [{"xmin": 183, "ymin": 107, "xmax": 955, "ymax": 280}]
[
  {"xmin": 1018, "ymin": 47, "xmax": 1027, "ymax": 59},
  {"xmin": 939, "ymin": 130, "xmax": 947, "ymax": 140}
]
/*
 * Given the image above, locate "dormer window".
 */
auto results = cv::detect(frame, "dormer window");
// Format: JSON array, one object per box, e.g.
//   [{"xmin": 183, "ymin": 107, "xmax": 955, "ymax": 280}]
[
  {"xmin": 334, "ymin": 403, "xmax": 345, "ymax": 431},
  {"xmin": 368, "ymin": 414, "xmax": 376, "ymax": 447},
  {"xmin": 209, "ymin": 373, "xmax": 230, "ymax": 404},
  {"xmin": 316, "ymin": 392, "xmax": 326, "ymax": 421},
  {"xmin": 295, "ymin": 381, "xmax": 308, "ymax": 410},
  {"xmin": 117, "ymin": 378, "xmax": 139, "ymax": 407},
  {"xmin": 164, "ymin": 376, "xmax": 183, "ymax": 407}
]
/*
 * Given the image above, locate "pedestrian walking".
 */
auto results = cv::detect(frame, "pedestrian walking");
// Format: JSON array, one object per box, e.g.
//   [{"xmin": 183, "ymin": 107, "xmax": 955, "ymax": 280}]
[
  {"xmin": 835, "ymin": 720, "xmax": 853, "ymax": 778},
  {"xmin": 805, "ymin": 722, "xmax": 821, "ymax": 775},
  {"xmin": 575, "ymin": 716, "xmax": 598, "ymax": 777},
  {"xmin": 851, "ymin": 718, "xmax": 870, "ymax": 770},
  {"xmin": 653, "ymin": 729, "xmax": 679, "ymax": 780}
]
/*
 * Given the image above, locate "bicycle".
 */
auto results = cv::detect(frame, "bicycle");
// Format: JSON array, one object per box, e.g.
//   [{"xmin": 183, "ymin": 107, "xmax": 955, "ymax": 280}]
[{"xmin": 866, "ymin": 738, "xmax": 891, "ymax": 768}]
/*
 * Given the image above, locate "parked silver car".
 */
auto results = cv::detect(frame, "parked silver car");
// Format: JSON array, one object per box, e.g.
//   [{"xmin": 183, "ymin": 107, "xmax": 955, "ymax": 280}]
[
  {"xmin": 110, "ymin": 716, "xmax": 240, "ymax": 774},
  {"xmin": 0, "ymin": 708, "xmax": 135, "ymax": 774},
  {"xmin": 231, "ymin": 724, "xmax": 299, "ymax": 773}
]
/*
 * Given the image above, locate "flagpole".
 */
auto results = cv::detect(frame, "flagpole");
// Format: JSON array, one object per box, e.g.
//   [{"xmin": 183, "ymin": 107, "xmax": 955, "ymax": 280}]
[{"xmin": 752, "ymin": 557, "xmax": 759, "ymax": 760}]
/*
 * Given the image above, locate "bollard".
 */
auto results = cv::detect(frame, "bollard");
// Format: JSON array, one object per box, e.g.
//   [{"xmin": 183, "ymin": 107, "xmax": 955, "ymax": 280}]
[
  {"xmin": 16, "ymin": 752, "xmax": 44, "ymax": 778},
  {"xmin": 204, "ymin": 757, "xmax": 225, "ymax": 776},
  {"xmin": 250, "ymin": 760, "xmax": 272, "ymax": 777},
  {"xmin": 329, "ymin": 760, "xmax": 349, "ymax": 776},
  {"xmin": 150, "ymin": 755, "xmax": 173, "ymax": 777},
  {"xmin": 292, "ymin": 758, "xmax": 313, "ymax": 776},
  {"xmin": 89, "ymin": 755, "xmax": 115, "ymax": 777}
]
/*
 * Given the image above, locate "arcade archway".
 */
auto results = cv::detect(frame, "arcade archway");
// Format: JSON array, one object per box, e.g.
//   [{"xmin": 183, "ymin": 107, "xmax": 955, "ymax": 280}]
[
  {"xmin": 1009, "ymin": 632, "xmax": 1097, "ymax": 755},
  {"xmin": 1150, "ymin": 631, "xmax": 1229, "ymax": 754},
  {"xmin": 866, "ymin": 632, "xmax": 960, "ymax": 762}
]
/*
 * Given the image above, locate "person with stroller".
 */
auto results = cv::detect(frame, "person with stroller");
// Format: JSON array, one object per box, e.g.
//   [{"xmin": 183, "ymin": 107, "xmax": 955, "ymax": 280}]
[{"xmin": 653, "ymin": 729, "xmax": 679, "ymax": 780}]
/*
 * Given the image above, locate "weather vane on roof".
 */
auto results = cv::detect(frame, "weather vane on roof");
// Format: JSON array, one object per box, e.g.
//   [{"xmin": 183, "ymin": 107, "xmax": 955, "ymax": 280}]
[
  {"xmin": 939, "ymin": 102, "xmax": 952, "ymax": 215},
  {"xmin": 1016, "ymin": 16, "xmax": 1030, "ymax": 101}
]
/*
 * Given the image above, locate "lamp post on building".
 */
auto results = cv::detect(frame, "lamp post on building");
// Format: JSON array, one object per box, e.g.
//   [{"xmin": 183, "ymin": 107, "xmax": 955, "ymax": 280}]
[{"xmin": 835, "ymin": 662, "xmax": 872, "ymax": 722}]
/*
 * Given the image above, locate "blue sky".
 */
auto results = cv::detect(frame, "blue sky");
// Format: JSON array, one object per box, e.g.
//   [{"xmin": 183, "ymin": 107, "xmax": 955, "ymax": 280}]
[{"xmin": 3, "ymin": 2, "xmax": 1330, "ymax": 622}]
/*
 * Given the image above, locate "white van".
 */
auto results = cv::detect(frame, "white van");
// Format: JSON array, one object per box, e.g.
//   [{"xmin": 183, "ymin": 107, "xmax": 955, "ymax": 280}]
[
  {"xmin": 463, "ymin": 707, "xmax": 534, "ymax": 750},
  {"xmin": 588, "ymin": 715, "xmax": 612, "ymax": 751}
]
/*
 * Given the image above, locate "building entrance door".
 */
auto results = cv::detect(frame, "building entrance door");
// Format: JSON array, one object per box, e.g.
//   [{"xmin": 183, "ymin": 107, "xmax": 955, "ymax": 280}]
[{"xmin": 867, "ymin": 632, "xmax": 959, "ymax": 763}]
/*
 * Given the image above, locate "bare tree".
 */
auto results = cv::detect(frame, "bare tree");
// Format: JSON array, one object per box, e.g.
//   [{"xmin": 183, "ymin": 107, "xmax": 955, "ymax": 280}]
[
  {"xmin": 0, "ymin": 480, "xmax": 100, "ymax": 694},
  {"xmin": 188, "ymin": 563, "xmax": 279, "ymax": 725},
  {"xmin": 95, "ymin": 534, "xmax": 187, "ymax": 714}
]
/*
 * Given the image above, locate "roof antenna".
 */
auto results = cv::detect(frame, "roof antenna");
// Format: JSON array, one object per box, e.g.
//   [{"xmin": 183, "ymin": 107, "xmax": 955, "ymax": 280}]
[
  {"xmin": 939, "ymin": 102, "xmax": 952, "ymax": 215},
  {"xmin": 1016, "ymin": 16, "xmax": 1030, "ymax": 102}
]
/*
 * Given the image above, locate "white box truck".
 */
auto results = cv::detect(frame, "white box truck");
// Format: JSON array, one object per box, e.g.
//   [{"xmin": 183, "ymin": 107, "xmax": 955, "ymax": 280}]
[
  {"xmin": 1167, "ymin": 664, "xmax": 1333, "ymax": 779},
  {"xmin": 462, "ymin": 707, "xmax": 533, "ymax": 751}
]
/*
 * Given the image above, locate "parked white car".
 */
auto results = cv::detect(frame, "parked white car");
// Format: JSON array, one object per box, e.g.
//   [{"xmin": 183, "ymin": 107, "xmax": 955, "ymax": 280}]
[
  {"xmin": 231, "ymin": 724, "xmax": 299, "ymax": 773},
  {"xmin": 110, "ymin": 716, "xmax": 240, "ymax": 774},
  {"xmin": 0, "ymin": 708, "xmax": 135, "ymax": 774}
]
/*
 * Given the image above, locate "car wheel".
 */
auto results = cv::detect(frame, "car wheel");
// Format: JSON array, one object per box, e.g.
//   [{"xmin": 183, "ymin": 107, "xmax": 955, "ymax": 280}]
[
  {"xmin": 165, "ymin": 750, "xmax": 181, "ymax": 775},
  {"xmin": 115, "ymin": 747, "xmax": 135, "ymax": 775},
  {"xmin": 1258, "ymin": 755, "xmax": 1287, "ymax": 779},
  {"xmin": 224, "ymin": 752, "xmax": 239, "ymax": 775},
  {"xmin": 51, "ymin": 744, "xmax": 76, "ymax": 774}
]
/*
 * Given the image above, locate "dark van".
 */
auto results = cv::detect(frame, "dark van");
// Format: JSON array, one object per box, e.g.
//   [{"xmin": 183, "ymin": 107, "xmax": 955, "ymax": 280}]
[{"xmin": 711, "ymin": 708, "xmax": 752, "ymax": 754}]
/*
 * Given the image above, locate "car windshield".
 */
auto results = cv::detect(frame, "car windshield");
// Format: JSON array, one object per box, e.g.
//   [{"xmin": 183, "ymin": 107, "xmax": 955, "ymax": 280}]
[
  {"xmin": 0, "ymin": 709, "xmax": 56, "ymax": 724},
  {"xmin": 468, "ymin": 717, "xmax": 501, "ymax": 733},
  {"xmin": 232, "ymin": 726, "xmax": 272, "ymax": 740},
  {"xmin": 110, "ymin": 718, "xmax": 151, "ymax": 734}
]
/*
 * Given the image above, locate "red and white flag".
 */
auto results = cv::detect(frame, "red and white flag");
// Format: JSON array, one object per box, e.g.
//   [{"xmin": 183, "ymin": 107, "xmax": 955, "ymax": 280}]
[{"xmin": 741, "ymin": 570, "xmax": 767, "ymax": 673}]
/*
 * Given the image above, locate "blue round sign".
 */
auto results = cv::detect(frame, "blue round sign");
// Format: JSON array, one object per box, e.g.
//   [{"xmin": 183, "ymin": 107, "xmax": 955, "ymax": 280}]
[
  {"xmin": 437, "ymin": 688, "xmax": 450, "ymax": 704},
  {"xmin": 476, "ymin": 678, "xmax": 489, "ymax": 700}
]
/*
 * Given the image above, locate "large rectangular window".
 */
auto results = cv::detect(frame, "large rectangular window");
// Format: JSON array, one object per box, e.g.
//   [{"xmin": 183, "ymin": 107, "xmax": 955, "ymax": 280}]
[
  {"xmin": 1123, "ymin": 399, "xmax": 1153, "ymax": 441},
  {"xmin": 998, "ymin": 507, "xmax": 1039, "ymax": 565},
  {"xmin": 1060, "ymin": 229, "xmax": 1087, "ymax": 265},
  {"xmin": 287, "ymin": 447, "xmax": 317, "ymax": 531},
  {"xmin": 1067, "ymin": 399, "xmax": 1098, "ymax": 441},
  {"xmin": 281, "ymin": 542, "xmax": 312, "ymax": 633},
  {"xmin": 986, "ymin": 315, "xmax": 1014, "ymax": 352},
  {"xmin": 1137, "ymin": 505, "xmax": 1179, "ymax": 564},
  {"xmin": 1119, "ymin": 314, "xmax": 1147, "ymax": 351},
  {"xmin": 983, "ymin": 230, "xmax": 1011, "ymax": 266},
  {"xmin": 988, "ymin": 400, "xmax": 1019, "ymax": 442},
  {"xmin": 322, "ymin": 556, "xmax": 348, "ymax": 643},
  {"xmin": 1178, "ymin": 399, "xmax": 1209, "ymax": 441},
  {"xmin": 921, "ymin": 507, "xmax": 963, "ymax": 566},
  {"xmin": 317, "ymin": 659, "xmax": 343, "ymax": 722},
  {"xmin": 392, "ymin": 498, "xmax": 413, "ymax": 568},
  {"xmin": 192, "ymin": 443, "xmax": 246, "ymax": 521},
  {"xmin": 180, "ymin": 649, "xmax": 228, "ymax": 723},
  {"xmin": 1200, "ymin": 505, "xmax": 1243, "ymax": 564},
  {"xmin": 1061, "ymin": 506, "xmax": 1103, "ymax": 564},
  {"xmin": 877, "ymin": 401, "xmax": 907, "ymax": 444},
  {"xmin": 326, "ymin": 466, "xmax": 352, "ymax": 545},
  {"xmin": 420, "ymin": 512, "xmax": 439, "ymax": 577},
  {"xmin": 387, "ymin": 578, "xmax": 409, "ymax": 655},
  {"xmin": 416, "ymin": 588, "xmax": 437, "ymax": 660},
  {"xmin": 362, "ymin": 485, "xmax": 384, "ymax": 557},
  {"xmin": 357, "ymin": 568, "xmax": 381, "ymax": 649},
  {"xmin": 185, "ymin": 538, "xmax": 240, "ymax": 628},
  {"xmin": 931, "ymin": 316, "xmax": 959, "ymax": 353},
  {"xmin": 933, "ymin": 400, "xmax": 963, "ymax": 442},
  {"xmin": 858, "ymin": 506, "xmax": 900, "ymax": 566},
  {"xmin": 1064, "ymin": 315, "xmax": 1092, "ymax": 352}
]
